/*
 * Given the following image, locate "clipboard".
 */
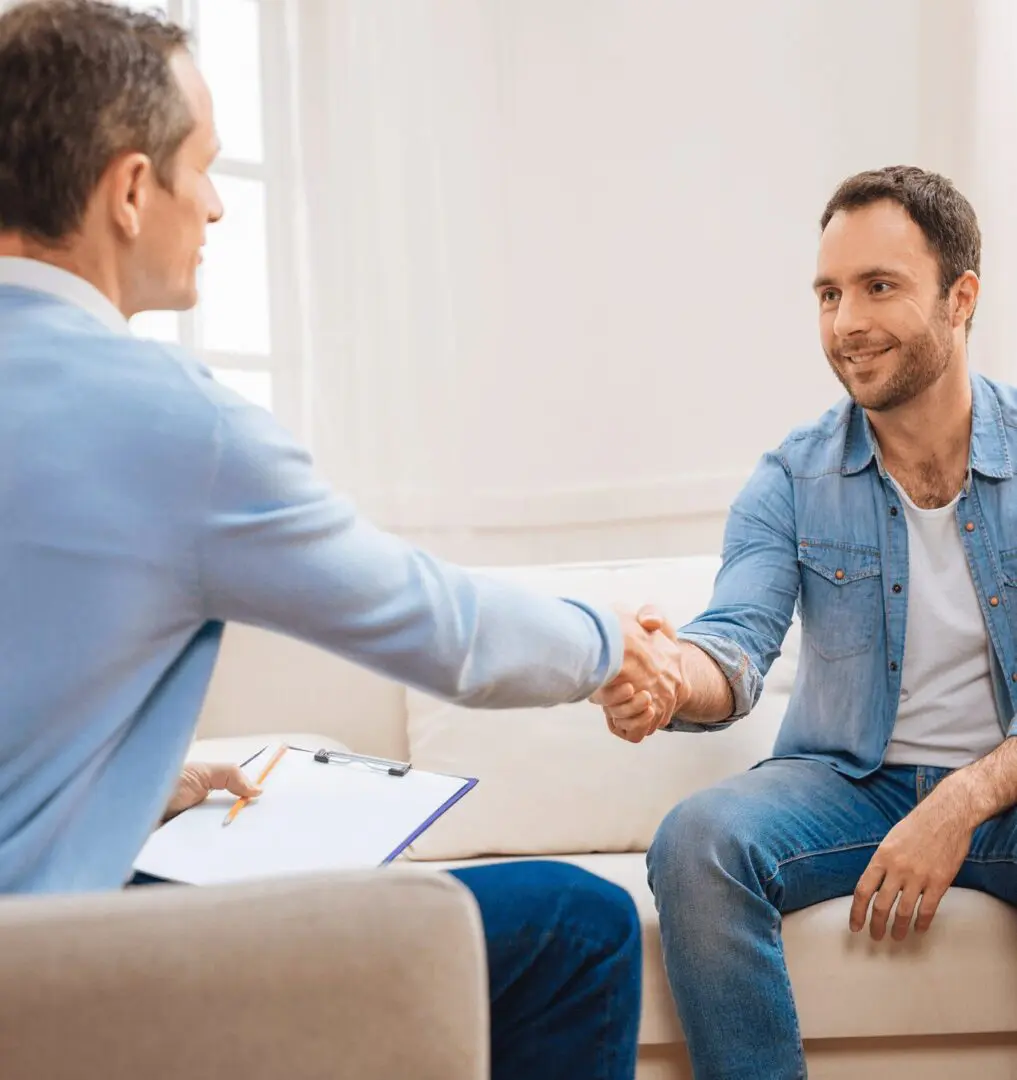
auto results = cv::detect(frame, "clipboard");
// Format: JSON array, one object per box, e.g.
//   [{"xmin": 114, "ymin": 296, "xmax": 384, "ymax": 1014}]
[{"xmin": 133, "ymin": 743, "xmax": 477, "ymax": 885}]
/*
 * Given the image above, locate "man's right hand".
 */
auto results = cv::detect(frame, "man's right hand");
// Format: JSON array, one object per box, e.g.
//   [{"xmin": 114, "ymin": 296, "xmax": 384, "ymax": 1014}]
[{"xmin": 592, "ymin": 606, "xmax": 687, "ymax": 743}]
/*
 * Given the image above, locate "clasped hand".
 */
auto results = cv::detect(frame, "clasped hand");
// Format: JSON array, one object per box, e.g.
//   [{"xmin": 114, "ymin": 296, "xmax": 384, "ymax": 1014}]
[{"xmin": 592, "ymin": 606, "xmax": 688, "ymax": 742}]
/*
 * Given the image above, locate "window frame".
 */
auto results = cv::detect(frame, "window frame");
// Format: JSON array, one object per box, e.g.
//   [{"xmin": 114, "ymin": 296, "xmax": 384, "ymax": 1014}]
[{"xmin": 143, "ymin": 0, "xmax": 308, "ymax": 435}]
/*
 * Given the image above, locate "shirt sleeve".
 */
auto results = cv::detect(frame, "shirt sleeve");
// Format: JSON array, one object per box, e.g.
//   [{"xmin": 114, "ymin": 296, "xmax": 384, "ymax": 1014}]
[
  {"xmin": 667, "ymin": 450, "xmax": 800, "ymax": 732},
  {"xmin": 196, "ymin": 401, "xmax": 623, "ymax": 707}
]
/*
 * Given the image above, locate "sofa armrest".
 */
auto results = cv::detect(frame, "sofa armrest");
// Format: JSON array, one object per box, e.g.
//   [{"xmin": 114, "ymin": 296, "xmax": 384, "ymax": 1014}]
[{"xmin": 0, "ymin": 869, "xmax": 489, "ymax": 1080}]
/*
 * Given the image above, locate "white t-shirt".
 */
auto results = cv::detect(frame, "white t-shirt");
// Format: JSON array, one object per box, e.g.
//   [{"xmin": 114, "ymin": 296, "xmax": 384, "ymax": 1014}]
[{"xmin": 883, "ymin": 478, "xmax": 1003, "ymax": 769}]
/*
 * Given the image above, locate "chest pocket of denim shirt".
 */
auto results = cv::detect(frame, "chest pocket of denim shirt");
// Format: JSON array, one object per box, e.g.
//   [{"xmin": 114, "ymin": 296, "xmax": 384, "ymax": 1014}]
[
  {"xmin": 999, "ymin": 549, "xmax": 1017, "ymax": 625},
  {"xmin": 798, "ymin": 541, "xmax": 882, "ymax": 661}
]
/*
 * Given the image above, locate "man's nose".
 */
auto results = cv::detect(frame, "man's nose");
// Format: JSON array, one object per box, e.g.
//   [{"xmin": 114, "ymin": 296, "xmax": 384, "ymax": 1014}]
[
  {"xmin": 208, "ymin": 184, "xmax": 225, "ymax": 225},
  {"xmin": 832, "ymin": 293, "xmax": 871, "ymax": 339}
]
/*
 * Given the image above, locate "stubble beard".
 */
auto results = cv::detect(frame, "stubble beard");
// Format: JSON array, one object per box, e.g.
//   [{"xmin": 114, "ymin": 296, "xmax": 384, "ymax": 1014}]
[{"xmin": 827, "ymin": 306, "xmax": 954, "ymax": 413}]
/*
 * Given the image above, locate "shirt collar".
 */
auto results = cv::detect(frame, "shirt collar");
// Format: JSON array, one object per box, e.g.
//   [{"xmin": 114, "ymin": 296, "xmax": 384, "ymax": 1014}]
[
  {"xmin": 969, "ymin": 372, "xmax": 1013, "ymax": 479},
  {"xmin": 840, "ymin": 404, "xmax": 878, "ymax": 476},
  {"xmin": 841, "ymin": 372, "xmax": 1013, "ymax": 481},
  {"xmin": 0, "ymin": 257, "xmax": 131, "ymax": 337}
]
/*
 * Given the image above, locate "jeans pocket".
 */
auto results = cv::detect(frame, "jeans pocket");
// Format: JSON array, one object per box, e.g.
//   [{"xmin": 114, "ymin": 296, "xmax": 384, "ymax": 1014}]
[{"xmin": 798, "ymin": 540, "xmax": 881, "ymax": 660}]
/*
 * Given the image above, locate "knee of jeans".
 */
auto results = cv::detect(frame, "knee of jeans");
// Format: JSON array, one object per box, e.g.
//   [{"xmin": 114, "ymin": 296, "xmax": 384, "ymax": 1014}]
[
  {"xmin": 536, "ymin": 862, "xmax": 641, "ymax": 959},
  {"xmin": 647, "ymin": 787, "xmax": 757, "ymax": 903}
]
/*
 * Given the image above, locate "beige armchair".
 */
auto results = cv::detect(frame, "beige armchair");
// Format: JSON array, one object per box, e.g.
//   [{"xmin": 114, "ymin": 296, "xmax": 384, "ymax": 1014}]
[{"xmin": 0, "ymin": 869, "xmax": 488, "ymax": 1080}]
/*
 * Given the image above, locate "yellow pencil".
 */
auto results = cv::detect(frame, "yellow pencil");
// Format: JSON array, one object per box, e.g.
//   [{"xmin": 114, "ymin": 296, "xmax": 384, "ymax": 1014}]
[{"xmin": 222, "ymin": 744, "xmax": 287, "ymax": 827}]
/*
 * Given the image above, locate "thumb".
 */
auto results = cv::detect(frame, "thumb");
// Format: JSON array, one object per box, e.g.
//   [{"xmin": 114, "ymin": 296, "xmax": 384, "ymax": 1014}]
[
  {"xmin": 208, "ymin": 764, "xmax": 262, "ymax": 799},
  {"xmin": 637, "ymin": 604, "xmax": 677, "ymax": 641}
]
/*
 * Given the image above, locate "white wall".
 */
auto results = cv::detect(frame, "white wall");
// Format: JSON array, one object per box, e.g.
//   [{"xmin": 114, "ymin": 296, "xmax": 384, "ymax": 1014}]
[
  {"xmin": 200, "ymin": 0, "xmax": 978, "ymax": 738},
  {"xmin": 295, "ymin": 0, "xmax": 965, "ymax": 564}
]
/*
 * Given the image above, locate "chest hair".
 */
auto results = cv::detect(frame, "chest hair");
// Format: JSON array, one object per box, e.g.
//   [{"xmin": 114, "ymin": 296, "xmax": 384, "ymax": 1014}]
[{"xmin": 890, "ymin": 460, "xmax": 966, "ymax": 510}]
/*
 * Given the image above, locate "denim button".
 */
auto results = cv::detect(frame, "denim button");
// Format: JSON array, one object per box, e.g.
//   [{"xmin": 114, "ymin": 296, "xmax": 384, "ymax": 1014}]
[
  {"xmin": 965, "ymin": 522, "xmax": 975, "ymax": 532},
  {"xmin": 890, "ymin": 506, "xmax": 898, "ymax": 517},
  {"xmin": 990, "ymin": 595, "xmax": 1000, "ymax": 607},
  {"xmin": 890, "ymin": 661, "xmax": 899, "ymax": 672},
  {"xmin": 892, "ymin": 583, "xmax": 902, "ymax": 594}
]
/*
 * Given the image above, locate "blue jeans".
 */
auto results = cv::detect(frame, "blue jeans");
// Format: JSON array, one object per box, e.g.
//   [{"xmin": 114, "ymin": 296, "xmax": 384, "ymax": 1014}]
[
  {"xmin": 131, "ymin": 860, "xmax": 641, "ymax": 1080},
  {"xmin": 647, "ymin": 758, "xmax": 1017, "ymax": 1080},
  {"xmin": 454, "ymin": 861, "xmax": 640, "ymax": 1079}
]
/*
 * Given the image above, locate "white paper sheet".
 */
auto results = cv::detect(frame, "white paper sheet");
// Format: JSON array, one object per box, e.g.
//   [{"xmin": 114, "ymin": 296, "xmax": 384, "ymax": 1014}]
[{"xmin": 134, "ymin": 745, "xmax": 475, "ymax": 886}]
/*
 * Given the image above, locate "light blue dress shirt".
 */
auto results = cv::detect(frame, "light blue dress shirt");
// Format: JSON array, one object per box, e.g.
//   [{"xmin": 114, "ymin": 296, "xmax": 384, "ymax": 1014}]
[{"xmin": 0, "ymin": 258, "xmax": 622, "ymax": 893}]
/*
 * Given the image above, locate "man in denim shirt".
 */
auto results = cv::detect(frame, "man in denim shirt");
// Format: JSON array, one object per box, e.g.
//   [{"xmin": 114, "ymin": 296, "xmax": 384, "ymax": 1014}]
[{"xmin": 597, "ymin": 166, "xmax": 1017, "ymax": 1079}]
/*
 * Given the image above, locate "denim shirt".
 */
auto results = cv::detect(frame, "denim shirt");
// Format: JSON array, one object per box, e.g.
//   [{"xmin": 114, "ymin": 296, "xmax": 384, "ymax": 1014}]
[{"xmin": 674, "ymin": 372, "xmax": 1017, "ymax": 777}]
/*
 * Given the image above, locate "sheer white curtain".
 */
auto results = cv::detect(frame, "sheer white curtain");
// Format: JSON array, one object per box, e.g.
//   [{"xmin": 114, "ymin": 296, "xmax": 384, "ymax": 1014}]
[
  {"xmin": 968, "ymin": 0, "xmax": 1017, "ymax": 383},
  {"xmin": 285, "ymin": 0, "xmax": 504, "ymax": 533}
]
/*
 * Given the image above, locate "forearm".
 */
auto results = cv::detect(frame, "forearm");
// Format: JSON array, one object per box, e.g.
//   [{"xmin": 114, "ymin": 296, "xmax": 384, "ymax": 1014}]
[
  {"xmin": 202, "ymin": 402, "xmax": 623, "ymax": 708},
  {"xmin": 437, "ymin": 586, "xmax": 622, "ymax": 708},
  {"xmin": 935, "ymin": 736, "xmax": 1017, "ymax": 829},
  {"xmin": 673, "ymin": 641, "xmax": 735, "ymax": 725}
]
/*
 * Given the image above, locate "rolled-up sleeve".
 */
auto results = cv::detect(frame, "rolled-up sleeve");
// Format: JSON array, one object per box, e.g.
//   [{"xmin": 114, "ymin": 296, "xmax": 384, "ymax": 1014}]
[{"xmin": 666, "ymin": 450, "xmax": 800, "ymax": 732}]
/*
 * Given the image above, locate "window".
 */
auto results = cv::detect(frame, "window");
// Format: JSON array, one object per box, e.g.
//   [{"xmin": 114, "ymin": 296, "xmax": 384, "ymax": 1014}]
[{"xmin": 127, "ymin": 0, "xmax": 293, "ymax": 421}]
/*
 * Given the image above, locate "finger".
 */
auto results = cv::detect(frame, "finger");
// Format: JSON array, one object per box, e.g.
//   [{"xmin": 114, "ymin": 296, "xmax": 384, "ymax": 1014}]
[
  {"xmin": 849, "ymin": 862, "xmax": 885, "ymax": 932},
  {"xmin": 868, "ymin": 874, "xmax": 903, "ymax": 941},
  {"xmin": 637, "ymin": 605, "xmax": 664, "ymax": 631},
  {"xmin": 890, "ymin": 883, "xmax": 922, "ymax": 941},
  {"xmin": 630, "ymin": 707, "xmax": 658, "ymax": 739},
  {"xmin": 591, "ymin": 683, "xmax": 636, "ymax": 708},
  {"xmin": 606, "ymin": 712, "xmax": 633, "ymax": 741},
  {"xmin": 637, "ymin": 605, "xmax": 677, "ymax": 641},
  {"xmin": 227, "ymin": 767, "xmax": 262, "ymax": 799},
  {"xmin": 605, "ymin": 712, "xmax": 636, "ymax": 742},
  {"xmin": 914, "ymin": 883, "xmax": 948, "ymax": 934},
  {"xmin": 606, "ymin": 690, "xmax": 654, "ymax": 721},
  {"xmin": 606, "ymin": 714, "xmax": 639, "ymax": 742},
  {"xmin": 207, "ymin": 764, "xmax": 262, "ymax": 799},
  {"xmin": 610, "ymin": 709, "xmax": 655, "ymax": 743}
]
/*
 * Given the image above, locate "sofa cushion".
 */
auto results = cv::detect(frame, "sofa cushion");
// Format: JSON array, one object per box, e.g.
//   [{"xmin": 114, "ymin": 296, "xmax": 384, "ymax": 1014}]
[
  {"xmin": 423, "ymin": 852, "xmax": 1017, "ymax": 1046},
  {"xmin": 405, "ymin": 557, "xmax": 799, "ymax": 859}
]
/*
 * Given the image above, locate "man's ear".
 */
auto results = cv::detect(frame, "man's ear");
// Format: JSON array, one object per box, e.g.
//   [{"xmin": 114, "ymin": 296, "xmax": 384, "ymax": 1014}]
[
  {"xmin": 951, "ymin": 270, "xmax": 979, "ymax": 331},
  {"xmin": 105, "ymin": 152, "xmax": 153, "ymax": 241}
]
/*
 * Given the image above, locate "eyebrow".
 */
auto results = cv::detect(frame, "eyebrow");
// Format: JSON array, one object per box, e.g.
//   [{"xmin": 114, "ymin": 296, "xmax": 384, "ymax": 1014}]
[{"xmin": 812, "ymin": 267, "xmax": 908, "ymax": 291}]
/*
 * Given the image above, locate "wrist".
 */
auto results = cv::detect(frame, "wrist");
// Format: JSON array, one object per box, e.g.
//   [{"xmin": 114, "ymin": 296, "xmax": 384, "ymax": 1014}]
[
  {"xmin": 932, "ymin": 769, "xmax": 990, "ymax": 832},
  {"xmin": 671, "ymin": 640, "xmax": 734, "ymax": 725}
]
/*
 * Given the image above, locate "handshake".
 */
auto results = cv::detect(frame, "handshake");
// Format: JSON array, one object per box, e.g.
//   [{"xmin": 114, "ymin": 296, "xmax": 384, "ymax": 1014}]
[{"xmin": 592, "ymin": 606, "xmax": 690, "ymax": 743}]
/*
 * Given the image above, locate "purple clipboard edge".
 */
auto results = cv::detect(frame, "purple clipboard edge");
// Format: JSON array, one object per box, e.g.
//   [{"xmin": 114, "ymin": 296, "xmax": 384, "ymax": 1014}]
[{"xmin": 381, "ymin": 776, "xmax": 479, "ymax": 865}]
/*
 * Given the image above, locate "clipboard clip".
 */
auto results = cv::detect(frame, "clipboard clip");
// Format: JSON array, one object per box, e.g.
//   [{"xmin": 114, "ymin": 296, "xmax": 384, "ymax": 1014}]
[{"xmin": 311, "ymin": 748, "xmax": 412, "ymax": 777}]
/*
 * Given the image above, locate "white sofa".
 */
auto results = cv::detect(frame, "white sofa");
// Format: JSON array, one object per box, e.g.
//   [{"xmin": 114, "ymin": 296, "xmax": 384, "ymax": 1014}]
[
  {"xmin": 194, "ymin": 554, "xmax": 1017, "ymax": 1079},
  {"xmin": 0, "ymin": 870, "xmax": 489, "ymax": 1080}
]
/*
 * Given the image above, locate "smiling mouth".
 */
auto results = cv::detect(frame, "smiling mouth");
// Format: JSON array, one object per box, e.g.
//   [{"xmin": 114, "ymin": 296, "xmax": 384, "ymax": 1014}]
[{"xmin": 842, "ymin": 347, "xmax": 892, "ymax": 364}]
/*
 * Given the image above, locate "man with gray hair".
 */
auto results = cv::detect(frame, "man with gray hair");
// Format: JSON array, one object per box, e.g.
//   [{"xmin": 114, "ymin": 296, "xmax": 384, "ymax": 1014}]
[{"xmin": 0, "ymin": 3, "xmax": 685, "ymax": 1075}]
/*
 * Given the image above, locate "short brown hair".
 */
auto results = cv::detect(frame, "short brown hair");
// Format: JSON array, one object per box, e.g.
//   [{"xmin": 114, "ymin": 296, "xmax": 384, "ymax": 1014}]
[
  {"xmin": 821, "ymin": 166, "xmax": 981, "ymax": 331},
  {"xmin": 0, "ymin": 0, "xmax": 193, "ymax": 243}
]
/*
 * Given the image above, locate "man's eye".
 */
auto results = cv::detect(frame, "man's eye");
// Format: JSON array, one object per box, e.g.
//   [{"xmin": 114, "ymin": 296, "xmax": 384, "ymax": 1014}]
[
  {"xmin": 871, "ymin": 282, "xmax": 892, "ymax": 294},
  {"xmin": 821, "ymin": 290, "xmax": 839, "ymax": 304}
]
